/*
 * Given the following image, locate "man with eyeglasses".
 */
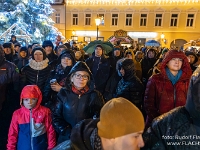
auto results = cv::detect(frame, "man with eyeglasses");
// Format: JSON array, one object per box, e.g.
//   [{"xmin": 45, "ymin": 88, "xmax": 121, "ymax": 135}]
[{"xmin": 85, "ymin": 44, "xmax": 110, "ymax": 94}]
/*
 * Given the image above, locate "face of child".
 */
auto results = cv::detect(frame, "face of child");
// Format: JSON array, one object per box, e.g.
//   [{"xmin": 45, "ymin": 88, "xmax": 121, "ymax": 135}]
[{"xmin": 23, "ymin": 98, "xmax": 38, "ymax": 109}]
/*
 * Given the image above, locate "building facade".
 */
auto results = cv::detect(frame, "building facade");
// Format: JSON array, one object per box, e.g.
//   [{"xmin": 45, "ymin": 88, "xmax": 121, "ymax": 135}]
[{"xmin": 51, "ymin": 0, "xmax": 200, "ymax": 48}]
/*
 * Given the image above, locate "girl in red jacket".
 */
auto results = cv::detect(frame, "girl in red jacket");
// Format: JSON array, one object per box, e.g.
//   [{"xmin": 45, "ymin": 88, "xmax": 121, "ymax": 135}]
[{"xmin": 7, "ymin": 85, "xmax": 56, "ymax": 150}]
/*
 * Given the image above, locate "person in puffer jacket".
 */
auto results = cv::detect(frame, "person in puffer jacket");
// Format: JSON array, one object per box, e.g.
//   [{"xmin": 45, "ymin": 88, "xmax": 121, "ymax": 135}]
[
  {"xmin": 142, "ymin": 64, "xmax": 200, "ymax": 150},
  {"xmin": 144, "ymin": 49, "xmax": 192, "ymax": 128},
  {"xmin": 7, "ymin": 85, "xmax": 56, "ymax": 150},
  {"xmin": 115, "ymin": 59, "xmax": 144, "ymax": 110}
]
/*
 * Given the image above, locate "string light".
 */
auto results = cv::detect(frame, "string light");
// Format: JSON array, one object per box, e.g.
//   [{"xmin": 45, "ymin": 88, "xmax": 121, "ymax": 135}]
[{"xmin": 66, "ymin": 0, "xmax": 200, "ymax": 5}]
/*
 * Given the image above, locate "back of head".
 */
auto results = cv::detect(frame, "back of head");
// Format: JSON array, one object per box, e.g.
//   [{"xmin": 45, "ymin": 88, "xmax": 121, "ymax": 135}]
[{"xmin": 97, "ymin": 97, "xmax": 144, "ymax": 139}]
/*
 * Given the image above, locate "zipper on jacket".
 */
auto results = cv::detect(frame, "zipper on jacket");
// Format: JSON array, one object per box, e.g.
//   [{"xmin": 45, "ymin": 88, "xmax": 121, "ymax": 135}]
[
  {"xmin": 30, "ymin": 109, "xmax": 34, "ymax": 150},
  {"xmin": 36, "ymin": 70, "xmax": 39, "ymax": 85}
]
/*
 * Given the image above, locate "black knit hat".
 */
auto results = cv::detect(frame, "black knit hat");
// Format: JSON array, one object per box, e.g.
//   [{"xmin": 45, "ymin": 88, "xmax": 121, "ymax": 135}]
[
  {"xmin": 42, "ymin": 40, "xmax": 54, "ymax": 49},
  {"xmin": 14, "ymin": 42, "xmax": 21, "ymax": 47},
  {"xmin": 185, "ymin": 51, "xmax": 198, "ymax": 64},
  {"xmin": 3, "ymin": 42, "xmax": 12, "ymax": 49},
  {"xmin": 20, "ymin": 46, "xmax": 28, "ymax": 53},
  {"xmin": 58, "ymin": 49, "xmax": 76, "ymax": 65},
  {"xmin": 95, "ymin": 44, "xmax": 103, "ymax": 50},
  {"xmin": 68, "ymin": 61, "xmax": 92, "ymax": 77},
  {"xmin": 31, "ymin": 46, "xmax": 47, "ymax": 60}
]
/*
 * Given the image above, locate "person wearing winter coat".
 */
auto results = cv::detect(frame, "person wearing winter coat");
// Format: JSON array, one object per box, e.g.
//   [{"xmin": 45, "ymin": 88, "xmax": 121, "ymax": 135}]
[
  {"xmin": 42, "ymin": 40, "xmax": 58, "ymax": 63},
  {"xmin": 43, "ymin": 50, "xmax": 76, "ymax": 109},
  {"xmin": 52, "ymin": 97, "xmax": 145, "ymax": 150},
  {"xmin": 85, "ymin": 44, "xmax": 110, "ymax": 94},
  {"xmin": 2, "ymin": 42, "xmax": 18, "ymax": 63},
  {"xmin": 142, "ymin": 65, "xmax": 200, "ymax": 150},
  {"xmin": 0, "ymin": 45, "xmax": 20, "ymax": 149},
  {"xmin": 144, "ymin": 49, "xmax": 192, "ymax": 128},
  {"xmin": 109, "ymin": 46, "xmax": 123, "ymax": 75},
  {"xmin": 115, "ymin": 59, "xmax": 144, "ymax": 110},
  {"xmin": 9, "ymin": 35, "xmax": 18, "ymax": 45},
  {"xmin": 52, "ymin": 61, "xmax": 105, "ymax": 144},
  {"xmin": 13, "ymin": 46, "xmax": 29, "ymax": 73},
  {"xmin": 141, "ymin": 48, "xmax": 157, "ymax": 86},
  {"xmin": 185, "ymin": 51, "xmax": 198, "ymax": 72},
  {"xmin": 0, "ymin": 45, "xmax": 19, "ymax": 111},
  {"xmin": 7, "ymin": 85, "xmax": 56, "ymax": 150},
  {"xmin": 20, "ymin": 46, "xmax": 52, "ymax": 93}
]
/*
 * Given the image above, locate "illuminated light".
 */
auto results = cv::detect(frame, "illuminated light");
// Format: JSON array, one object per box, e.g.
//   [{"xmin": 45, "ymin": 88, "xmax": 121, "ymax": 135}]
[
  {"xmin": 72, "ymin": 30, "xmax": 76, "ymax": 35},
  {"xmin": 161, "ymin": 33, "xmax": 165, "ymax": 39},
  {"xmin": 65, "ymin": 0, "xmax": 200, "ymax": 5},
  {"xmin": 95, "ymin": 18, "xmax": 101, "ymax": 26},
  {"xmin": 128, "ymin": 32, "xmax": 158, "ymax": 38}
]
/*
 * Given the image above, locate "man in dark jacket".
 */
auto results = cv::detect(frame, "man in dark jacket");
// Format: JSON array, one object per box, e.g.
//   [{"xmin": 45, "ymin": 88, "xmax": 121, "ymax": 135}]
[
  {"xmin": 142, "ymin": 65, "xmax": 200, "ymax": 150},
  {"xmin": 53, "ymin": 97, "xmax": 145, "ymax": 150},
  {"xmin": 0, "ymin": 45, "xmax": 19, "ymax": 149},
  {"xmin": 85, "ymin": 44, "xmax": 110, "ymax": 94}
]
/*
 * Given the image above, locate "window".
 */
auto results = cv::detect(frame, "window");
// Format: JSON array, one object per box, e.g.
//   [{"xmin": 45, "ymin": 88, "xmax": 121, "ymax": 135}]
[
  {"xmin": 55, "ymin": 13, "xmax": 60, "ymax": 24},
  {"xmin": 71, "ymin": 36, "xmax": 78, "ymax": 42},
  {"xmin": 155, "ymin": 14, "xmax": 162, "ymax": 26},
  {"xmin": 84, "ymin": 37, "xmax": 91, "ymax": 42},
  {"xmin": 72, "ymin": 14, "xmax": 78, "ymax": 25},
  {"xmin": 85, "ymin": 14, "xmax": 91, "ymax": 25},
  {"xmin": 170, "ymin": 14, "xmax": 178, "ymax": 27},
  {"xmin": 112, "ymin": 14, "xmax": 118, "ymax": 26},
  {"xmin": 126, "ymin": 14, "xmax": 132, "ymax": 26},
  {"xmin": 99, "ymin": 14, "xmax": 105, "ymax": 25},
  {"xmin": 140, "ymin": 14, "xmax": 147, "ymax": 26},
  {"xmin": 186, "ymin": 14, "xmax": 194, "ymax": 27}
]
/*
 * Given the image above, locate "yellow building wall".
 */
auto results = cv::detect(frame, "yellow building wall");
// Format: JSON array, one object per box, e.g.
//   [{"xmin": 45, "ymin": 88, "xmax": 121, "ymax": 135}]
[{"xmin": 52, "ymin": 3, "xmax": 200, "ymax": 48}]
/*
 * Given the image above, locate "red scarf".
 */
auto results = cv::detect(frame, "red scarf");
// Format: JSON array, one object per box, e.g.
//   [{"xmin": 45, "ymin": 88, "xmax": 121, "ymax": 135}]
[{"xmin": 72, "ymin": 85, "xmax": 89, "ymax": 97}]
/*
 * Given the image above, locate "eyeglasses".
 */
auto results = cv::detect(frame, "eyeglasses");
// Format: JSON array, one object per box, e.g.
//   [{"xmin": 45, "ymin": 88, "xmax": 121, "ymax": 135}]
[{"xmin": 74, "ymin": 74, "xmax": 89, "ymax": 80}]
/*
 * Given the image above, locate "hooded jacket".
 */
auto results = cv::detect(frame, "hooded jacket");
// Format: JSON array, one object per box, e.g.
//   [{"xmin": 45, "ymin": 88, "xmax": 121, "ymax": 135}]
[
  {"xmin": 7, "ymin": 85, "xmax": 56, "ymax": 150},
  {"xmin": 142, "ymin": 66, "xmax": 200, "ymax": 150},
  {"xmin": 52, "ymin": 61, "xmax": 105, "ymax": 144},
  {"xmin": 115, "ymin": 59, "xmax": 144, "ymax": 109},
  {"xmin": 52, "ymin": 119, "xmax": 101, "ymax": 150},
  {"xmin": 144, "ymin": 50, "xmax": 192, "ymax": 128}
]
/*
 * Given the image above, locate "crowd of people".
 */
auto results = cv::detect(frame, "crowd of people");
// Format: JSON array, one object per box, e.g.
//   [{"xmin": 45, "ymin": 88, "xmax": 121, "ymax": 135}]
[{"xmin": 1, "ymin": 34, "xmax": 200, "ymax": 149}]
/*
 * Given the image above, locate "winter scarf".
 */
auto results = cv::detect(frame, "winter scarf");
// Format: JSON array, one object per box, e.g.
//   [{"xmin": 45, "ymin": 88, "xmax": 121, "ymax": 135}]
[
  {"xmin": 166, "ymin": 67, "xmax": 182, "ymax": 85},
  {"xmin": 29, "ymin": 58, "xmax": 49, "ymax": 70},
  {"xmin": 72, "ymin": 84, "xmax": 89, "ymax": 97}
]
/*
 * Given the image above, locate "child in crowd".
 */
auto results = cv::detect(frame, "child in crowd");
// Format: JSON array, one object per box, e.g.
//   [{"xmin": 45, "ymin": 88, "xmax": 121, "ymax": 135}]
[{"xmin": 7, "ymin": 85, "xmax": 56, "ymax": 150}]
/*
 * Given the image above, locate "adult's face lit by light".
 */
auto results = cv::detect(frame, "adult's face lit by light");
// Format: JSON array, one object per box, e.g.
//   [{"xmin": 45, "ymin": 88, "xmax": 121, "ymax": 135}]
[
  {"xmin": 71, "ymin": 71, "xmax": 89, "ymax": 90},
  {"xmin": 61, "ymin": 57, "xmax": 72, "ymax": 69},
  {"xmin": 44, "ymin": 46, "xmax": 53, "ymax": 55},
  {"xmin": 114, "ymin": 50, "xmax": 120, "ymax": 57},
  {"xmin": 4, "ymin": 48, "xmax": 11, "ymax": 54},
  {"xmin": 95, "ymin": 47, "xmax": 103, "ymax": 57},
  {"xmin": 34, "ymin": 51, "xmax": 43, "ymax": 62}
]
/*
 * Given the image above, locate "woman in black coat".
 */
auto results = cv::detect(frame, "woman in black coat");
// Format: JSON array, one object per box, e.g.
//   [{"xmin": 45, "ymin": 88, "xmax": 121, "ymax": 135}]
[
  {"xmin": 115, "ymin": 59, "xmax": 144, "ymax": 110},
  {"xmin": 43, "ymin": 49, "xmax": 76, "ymax": 109},
  {"xmin": 52, "ymin": 61, "xmax": 105, "ymax": 144},
  {"xmin": 20, "ymin": 46, "xmax": 51, "ymax": 95}
]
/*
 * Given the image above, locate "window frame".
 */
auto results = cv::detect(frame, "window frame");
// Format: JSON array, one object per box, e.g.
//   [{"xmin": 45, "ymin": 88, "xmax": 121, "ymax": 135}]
[
  {"xmin": 111, "ymin": 13, "xmax": 119, "ymax": 26},
  {"xmin": 85, "ymin": 13, "xmax": 92, "ymax": 26},
  {"xmin": 140, "ymin": 13, "xmax": 147, "ymax": 26},
  {"xmin": 125, "ymin": 13, "xmax": 133, "ymax": 26},
  {"xmin": 72, "ymin": 13, "xmax": 78, "ymax": 26}
]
